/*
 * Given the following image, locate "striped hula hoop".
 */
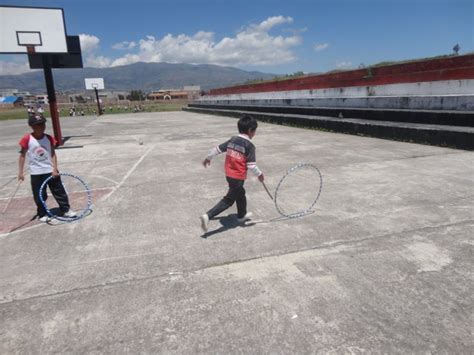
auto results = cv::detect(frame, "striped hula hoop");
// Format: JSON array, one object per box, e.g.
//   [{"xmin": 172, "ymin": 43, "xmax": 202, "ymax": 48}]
[
  {"xmin": 39, "ymin": 172, "xmax": 92, "ymax": 222},
  {"xmin": 274, "ymin": 162, "xmax": 323, "ymax": 219}
]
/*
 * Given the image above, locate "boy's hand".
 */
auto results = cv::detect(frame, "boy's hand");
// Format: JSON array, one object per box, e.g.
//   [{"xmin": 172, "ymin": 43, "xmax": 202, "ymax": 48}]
[
  {"xmin": 18, "ymin": 172, "xmax": 24, "ymax": 181},
  {"xmin": 258, "ymin": 173, "xmax": 264, "ymax": 182},
  {"xmin": 52, "ymin": 169, "xmax": 59, "ymax": 178},
  {"xmin": 202, "ymin": 158, "xmax": 211, "ymax": 168}
]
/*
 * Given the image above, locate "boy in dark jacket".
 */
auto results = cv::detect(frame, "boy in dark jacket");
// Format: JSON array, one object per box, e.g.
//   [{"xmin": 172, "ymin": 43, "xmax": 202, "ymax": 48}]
[{"xmin": 200, "ymin": 115, "xmax": 264, "ymax": 232}]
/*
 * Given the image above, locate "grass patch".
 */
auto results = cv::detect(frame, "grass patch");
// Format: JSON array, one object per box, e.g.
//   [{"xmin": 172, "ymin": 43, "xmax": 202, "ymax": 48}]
[{"xmin": 0, "ymin": 102, "xmax": 185, "ymax": 121}]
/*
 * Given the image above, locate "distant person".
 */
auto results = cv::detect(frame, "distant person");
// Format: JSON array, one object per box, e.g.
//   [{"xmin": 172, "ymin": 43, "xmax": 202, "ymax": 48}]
[
  {"xmin": 17, "ymin": 114, "xmax": 76, "ymax": 222},
  {"xmin": 27, "ymin": 106, "xmax": 35, "ymax": 116},
  {"xmin": 37, "ymin": 106, "xmax": 44, "ymax": 115},
  {"xmin": 199, "ymin": 115, "xmax": 264, "ymax": 233}
]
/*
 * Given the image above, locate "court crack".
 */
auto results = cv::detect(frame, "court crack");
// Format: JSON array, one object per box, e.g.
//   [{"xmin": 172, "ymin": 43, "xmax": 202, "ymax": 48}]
[{"xmin": 0, "ymin": 219, "xmax": 472, "ymax": 307}]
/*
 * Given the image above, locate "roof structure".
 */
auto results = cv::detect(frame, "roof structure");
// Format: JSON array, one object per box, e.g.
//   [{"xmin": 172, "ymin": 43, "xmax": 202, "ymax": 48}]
[{"xmin": 0, "ymin": 96, "xmax": 22, "ymax": 104}]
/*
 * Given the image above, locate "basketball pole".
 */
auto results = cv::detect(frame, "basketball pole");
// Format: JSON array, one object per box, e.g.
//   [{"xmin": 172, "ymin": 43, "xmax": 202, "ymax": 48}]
[
  {"xmin": 94, "ymin": 87, "xmax": 102, "ymax": 116},
  {"xmin": 42, "ymin": 56, "xmax": 63, "ymax": 146}
]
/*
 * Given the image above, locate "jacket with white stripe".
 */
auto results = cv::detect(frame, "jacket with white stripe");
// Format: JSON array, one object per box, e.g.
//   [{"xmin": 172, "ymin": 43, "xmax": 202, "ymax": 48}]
[{"xmin": 207, "ymin": 134, "xmax": 262, "ymax": 180}]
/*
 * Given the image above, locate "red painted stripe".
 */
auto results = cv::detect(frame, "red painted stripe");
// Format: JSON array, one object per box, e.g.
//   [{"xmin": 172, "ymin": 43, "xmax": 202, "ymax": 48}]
[{"xmin": 209, "ymin": 54, "xmax": 474, "ymax": 96}]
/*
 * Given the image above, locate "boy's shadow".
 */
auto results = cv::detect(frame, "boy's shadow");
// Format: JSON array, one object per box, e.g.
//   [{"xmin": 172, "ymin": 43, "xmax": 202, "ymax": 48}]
[{"xmin": 202, "ymin": 213, "xmax": 255, "ymax": 239}]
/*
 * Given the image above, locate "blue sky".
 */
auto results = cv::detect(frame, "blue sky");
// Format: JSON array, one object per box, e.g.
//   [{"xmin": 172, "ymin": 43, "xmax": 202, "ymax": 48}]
[{"xmin": 0, "ymin": 0, "xmax": 472, "ymax": 75}]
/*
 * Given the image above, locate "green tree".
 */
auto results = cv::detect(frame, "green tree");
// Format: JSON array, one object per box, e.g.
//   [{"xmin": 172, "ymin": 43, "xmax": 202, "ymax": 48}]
[{"xmin": 129, "ymin": 90, "xmax": 145, "ymax": 101}]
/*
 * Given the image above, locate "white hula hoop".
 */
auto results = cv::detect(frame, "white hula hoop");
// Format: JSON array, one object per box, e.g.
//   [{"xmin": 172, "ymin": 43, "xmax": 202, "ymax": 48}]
[
  {"xmin": 274, "ymin": 162, "xmax": 322, "ymax": 219},
  {"xmin": 39, "ymin": 172, "xmax": 92, "ymax": 222}
]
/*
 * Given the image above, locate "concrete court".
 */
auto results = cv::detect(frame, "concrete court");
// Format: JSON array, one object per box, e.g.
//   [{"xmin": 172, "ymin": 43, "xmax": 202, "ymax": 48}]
[{"xmin": 0, "ymin": 111, "xmax": 473, "ymax": 353}]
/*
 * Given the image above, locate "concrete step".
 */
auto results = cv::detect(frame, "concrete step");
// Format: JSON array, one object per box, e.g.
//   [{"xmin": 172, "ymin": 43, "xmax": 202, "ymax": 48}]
[
  {"xmin": 188, "ymin": 103, "xmax": 474, "ymax": 127},
  {"xmin": 183, "ymin": 106, "xmax": 474, "ymax": 150}
]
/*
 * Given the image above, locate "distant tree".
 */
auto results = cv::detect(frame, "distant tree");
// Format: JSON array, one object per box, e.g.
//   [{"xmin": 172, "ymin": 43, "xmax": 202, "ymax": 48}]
[
  {"xmin": 291, "ymin": 71, "xmax": 305, "ymax": 77},
  {"xmin": 118, "ymin": 94, "xmax": 125, "ymax": 100},
  {"xmin": 453, "ymin": 44, "xmax": 460, "ymax": 55},
  {"xmin": 75, "ymin": 95, "xmax": 85, "ymax": 103},
  {"xmin": 129, "ymin": 90, "xmax": 145, "ymax": 101}
]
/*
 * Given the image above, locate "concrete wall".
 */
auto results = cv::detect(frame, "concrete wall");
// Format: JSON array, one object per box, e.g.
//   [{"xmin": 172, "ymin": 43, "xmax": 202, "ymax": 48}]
[
  {"xmin": 198, "ymin": 80, "xmax": 474, "ymax": 111},
  {"xmin": 198, "ymin": 54, "xmax": 474, "ymax": 111}
]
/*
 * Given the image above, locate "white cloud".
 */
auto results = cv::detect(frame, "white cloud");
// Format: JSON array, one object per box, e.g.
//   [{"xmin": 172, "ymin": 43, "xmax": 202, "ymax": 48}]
[
  {"xmin": 111, "ymin": 54, "xmax": 141, "ymax": 67},
  {"xmin": 314, "ymin": 43, "xmax": 329, "ymax": 51},
  {"xmin": 112, "ymin": 41, "xmax": 137, "ymax": 50},
  {"xmin": 254, "ymin": 15, "xmax": 293, "ymax": 32},
  {"xmin": 78, "ymin": 33, "xmax": 112, "ymax": 68},
  {"xmin": 109, "ymin": 16, "xmax": 301, "ymax": 67},
  {"xmin": 79, "ymin": 34, "xmax": 100, "ymax": 53},
  {"xmin": 336, "ymin": 61, "xmax": 352, "ymax": 69},
  {"xmin": 75, "ymin": 17, "xmax": 302, "ymax": 69},
  {"xmin": 0, "ymin": 59, "xmax": 31, "ymax": 75},
  {"xmin": 86, "ymin": 55, "xmax": 112, "ymax": 68}
]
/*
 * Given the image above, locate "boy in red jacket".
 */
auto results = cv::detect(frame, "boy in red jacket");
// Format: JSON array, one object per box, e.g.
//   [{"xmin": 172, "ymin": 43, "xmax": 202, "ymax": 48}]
[{"xmin": 200, "ymin": 115, "xmax": 264, "ymax": 233}]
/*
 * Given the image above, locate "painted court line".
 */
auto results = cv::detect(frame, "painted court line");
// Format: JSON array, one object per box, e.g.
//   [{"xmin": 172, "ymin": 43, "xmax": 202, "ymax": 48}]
[
  {"xmin": 0, "ymin": 223, "xmax": 43, "ymax": 239},
  {"xmin": 101, "ymin": 145, "xmax": 155, "ymax": 201}
]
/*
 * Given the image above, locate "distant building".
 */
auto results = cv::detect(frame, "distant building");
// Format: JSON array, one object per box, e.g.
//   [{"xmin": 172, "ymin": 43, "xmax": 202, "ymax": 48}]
[
  {"xmin": 0, "ymin": 89, "xmax": 19, "ymax": 96},
  {"xmin": 14, "ymin": 91, "xmax": 31, "ymax": 97},
  {"xmin": 36, "ymin": 95, "xmax": 49, "ymax": 104},
  {"xmin": 66, "ymin": 91, "xmax": 128, "ymax": 104},
  {"xmin": 148, "ymin": 86, "xmax": 201, "ymax": 100},
  {"xmin": 22, "ymin": 95, "xmax": 37, "ymax": 107},
  {"xmin": 0, "ymin": 96, "xmax": 24, "ymax": 108}
]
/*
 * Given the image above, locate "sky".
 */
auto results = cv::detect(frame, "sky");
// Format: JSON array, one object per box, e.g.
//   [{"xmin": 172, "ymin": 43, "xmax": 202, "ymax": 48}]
[{"xmin": 0, "ymin": 0, "xmax": 472, "ymax": 76}]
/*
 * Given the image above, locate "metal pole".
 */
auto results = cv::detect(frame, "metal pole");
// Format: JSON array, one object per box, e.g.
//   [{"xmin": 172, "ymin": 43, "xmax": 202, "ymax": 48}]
[
  {"xmin": 94, "ymin": 87, "xmax": 102, "ymax": 115},
  {"xmin": 42, "ymin": 56, "xmax": 62, "ymax": 146}
]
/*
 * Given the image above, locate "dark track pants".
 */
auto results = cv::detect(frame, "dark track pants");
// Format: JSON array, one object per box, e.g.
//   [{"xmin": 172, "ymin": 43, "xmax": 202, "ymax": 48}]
[
  {"xmin": 207, "ymin": 176, "xmax": 247, "ymax": 219},
  {"xmin": 31, "ymin": 173, "xmax": 70, "ymax": 217}
]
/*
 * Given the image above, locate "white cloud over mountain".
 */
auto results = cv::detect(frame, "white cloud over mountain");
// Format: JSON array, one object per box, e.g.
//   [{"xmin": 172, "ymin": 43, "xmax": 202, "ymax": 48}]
[
  {"xmin": 0, "ymin": 59, "xmax": 31, "ymax": 75},
  {"xmin": 85, "ymin": 16, "xmax": 301, "ymax": 68},
  {"xmin": 79, "ymin": 34, "xmax": 111, "ymax": 68},
  {"xmin": 0, "ymin": 16, "xmax": 304, "ymax": 75}
]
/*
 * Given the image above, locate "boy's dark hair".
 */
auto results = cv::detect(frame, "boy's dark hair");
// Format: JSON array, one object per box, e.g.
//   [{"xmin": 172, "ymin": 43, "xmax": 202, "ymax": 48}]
[{"xmin": 237, "ymin": 115, "xmax": 258, "ymax": 134}]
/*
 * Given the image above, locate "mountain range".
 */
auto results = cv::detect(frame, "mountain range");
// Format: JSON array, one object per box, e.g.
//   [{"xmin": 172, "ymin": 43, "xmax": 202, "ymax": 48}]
[{"xmin": 0, "ymin": 62, "xmax": 276, "ymax": 94}]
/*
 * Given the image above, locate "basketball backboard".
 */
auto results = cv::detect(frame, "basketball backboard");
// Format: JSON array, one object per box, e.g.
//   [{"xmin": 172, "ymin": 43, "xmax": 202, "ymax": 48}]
[
  {"xmin": 28, "ymin": 36, "xmax": 83, "ymax": 69},
  {"xmin": 85, "ymin": 78, "xmax": 105, "ymax": 90},
  {"xmin": 0, "ymin": 5, "xmax": 67, "ymax": 54}
]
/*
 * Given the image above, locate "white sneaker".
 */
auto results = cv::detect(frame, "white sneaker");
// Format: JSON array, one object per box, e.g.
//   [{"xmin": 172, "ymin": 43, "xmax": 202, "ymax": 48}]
[
  {"xmin": 200, "ymin": 214, "xmax": 209, "ymax": 232},
  {"xmin": 38, "ymin": 215, "xmax": 50, "ymax": 223},
  {"xmin": 237, "ymin": 212, "xmax": 253, "ymax": 223},
  {"xmin": 63, "ymin": 210, "xmax": 77, "ymax": 218}
]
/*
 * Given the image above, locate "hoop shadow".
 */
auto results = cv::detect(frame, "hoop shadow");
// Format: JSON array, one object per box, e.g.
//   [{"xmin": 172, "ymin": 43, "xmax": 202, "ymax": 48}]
[
  {"xmin": 201, "ymin": 213, "xmax": 256, "ymax": 239},
  {"xmin": 250, "ymin": 210, "xmax": 316, "ymax": 225}
]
